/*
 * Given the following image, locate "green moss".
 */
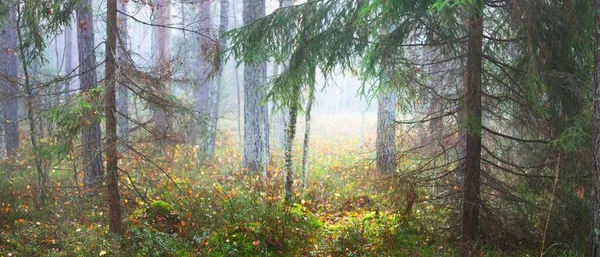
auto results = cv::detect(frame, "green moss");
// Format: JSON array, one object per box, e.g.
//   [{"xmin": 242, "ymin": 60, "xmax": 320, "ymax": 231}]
[{"xmin": 148, "ymin": 200, "xmax": 174, "ymax": 217}]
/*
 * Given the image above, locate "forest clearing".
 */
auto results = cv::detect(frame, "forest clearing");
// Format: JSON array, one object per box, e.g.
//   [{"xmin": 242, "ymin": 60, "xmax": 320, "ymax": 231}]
[{"xmin": 0, "ymin": 0, "xmax": 598, "ymax": 256}]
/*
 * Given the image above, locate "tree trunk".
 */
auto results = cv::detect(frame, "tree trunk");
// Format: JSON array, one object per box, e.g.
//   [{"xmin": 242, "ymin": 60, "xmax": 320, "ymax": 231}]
[
  {"xmin": 243, "ymin": 0, "xmax": 268, "ymax": 174},
  {"xmin": 64, "ymin": 16, "xmax": 79, "ymax": 96},
  {"xmin": 376, "ymin": 91, "xmax": 397, "ymax": 176},
  {"xmin": 77, "ymin": 0, "xmax": 104, "ymax": 193},
  {"xmin": 153, "ymin": 0, "xmax": 171, "ymax": 154},
  {"xmin": 301, "ymin": 91, "xmax": 314, "ymax": 193},
  {"xmin": 196, "ymin": 0, "xmax": 215, "ymax": 164},
  {"xmin": 462, "ymin": 1, "xmax": 483, "ymax": 252},
  {"xmin": 276, "ymin": 0, "xmax": 293, "ymax": 151},
  {"xmin": 105, "ymin": 0, "xmax": 123, "ymax": 236},
  {"xmin": 15, "ymin": 3, "xmax": 46, "ymax": 205},
  {"xmin": 116, "ymin": 0, "xmax": 130, "ymax": 151},
  {"xmin": 1, "ymin": 5, "xmax": 19, "ymax": 157},
  {"xmin": 592, "ymin": 0, "xmax": 600, "ymax": 255},
  {"xmin": 284, "ymin": 98, "xmax": 299, "ymax": 202},
  {"xmin": 207, "ymin": 0, "xmax": 229, "ymax": 157}
]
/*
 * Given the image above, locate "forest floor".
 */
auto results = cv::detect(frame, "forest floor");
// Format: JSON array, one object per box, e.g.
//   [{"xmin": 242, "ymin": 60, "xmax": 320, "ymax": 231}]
[{"xmin": 0, "ymin": 113, "xmax": 581, "ymax": 256}]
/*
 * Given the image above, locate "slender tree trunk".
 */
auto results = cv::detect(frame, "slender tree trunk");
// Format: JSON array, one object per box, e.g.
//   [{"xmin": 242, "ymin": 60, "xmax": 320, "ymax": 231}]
[
  {"xmin": 243, "ymin": 0, "xmax": 268, "ymax": 174},
  {"xmin": 153, "ymin": 0, "xmax": 171, "ymax": 154},
  {"xmin": 0, "ymin": 4, "xmax": 19, "ymax": 157},
  {"xmin": 116, "ymin": 0, "xmax": 130, "ymax": 151},
  {"xmin": 284, "ymin": 95, "xmax": 299, "ymax": 202},
  {"xmin": 196, "ymin": 0, "xmax": 214, "ymax": 164},
  {"xmin": 277, "ymin": 0, "xmax": 293, "ymax": 151},
  {"xmin": 15, "ymin": 4, "xmax": 45, "ymax": 205},
  {"xmin": 592, "ymin": 0, "xmax": 600, "ymax": 255},
  {"xmin": 301, "ymin": 91, "xmax": 314, "ymax": 193},
  {"xmin": 105, "ymin": 0, "xmax": 123, "ymax": 236},
  {"xmin": 376, "ymin": 91, "xmax": 397, "ymax": 175},
  {"xmin": 77, "ymin": 0, "xmax": 104, "ymax": 193},
  {"xmin": 462, "ymin": 1, "xmax": 483, "ymax": 252},
  {"xmin": 207, "ymin": 0, "xmax": 229, "ymax": 157},
  {"xmin": 64, "ymin": 17, "xmax": 75, "ymax": 96}
]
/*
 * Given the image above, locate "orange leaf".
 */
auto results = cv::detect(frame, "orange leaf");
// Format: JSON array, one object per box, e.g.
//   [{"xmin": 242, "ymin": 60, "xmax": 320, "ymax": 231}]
[
  {"xmin": 15, "ymin": 218, "xmax": 24, "ymax": 223},
  {"xmin": 181, "ymin": 220, "xmax": 186, "ymax": 227},
  {"xmin": 577, "ymin": 185, "xmax": 585, "ymax": 199}
]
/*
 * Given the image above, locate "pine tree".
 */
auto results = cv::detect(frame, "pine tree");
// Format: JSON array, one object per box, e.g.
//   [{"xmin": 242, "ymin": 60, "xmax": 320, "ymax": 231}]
[{"xmin": 76, "ymin": 0, "xmax": 104, "ymax": 193}]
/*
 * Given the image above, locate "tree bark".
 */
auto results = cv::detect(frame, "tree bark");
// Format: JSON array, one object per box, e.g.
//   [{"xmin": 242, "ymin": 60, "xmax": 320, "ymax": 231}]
[
  {"xmin": 301, "ymin": 91, "xmax": 314, "ymax": 193},
  {"xmin": 153, "ymin": 0, "xmax": 171, "ymax": 154},
  {"xmin": 77, "ymin": 0, "xmax": 104, "ymax": 193},
  {"xmin": 284, "ymin": 98, "xmax": 299, "ymax": 202},
  {"xmin": 462, "ymin": 1, "xmax": 483, "ymax": 252},
  {"xmin": 592, "ymin": 0, "xmax": 600, "ymax": 255},
  {"xmin": 105, "ymin": 0, "xmax": 123, "ymax": 236},
  {"xmin": 116, "ymin": 0, "xmax": 130, "ymax": 151},
  {"xmin": 195, "ymin": 0, "xmax": 215, "ymax": 163},
  {"xmin": 64, "ymin": 15, "xmax": 79, "ymax": 96},
  {"xmin": 376, "ymin": 91, "xmax": 397, "ymax": 176},
  {"xmin": 243, "ymin": 0, "xmax": 268, "ymax": 174},
  {"xmin": 1, "ymin": 4, "xmax": 19, "ymax": 157},
  {"xmin": 207, "ymin": 0, "xmax": 229, "ymax": 157}
]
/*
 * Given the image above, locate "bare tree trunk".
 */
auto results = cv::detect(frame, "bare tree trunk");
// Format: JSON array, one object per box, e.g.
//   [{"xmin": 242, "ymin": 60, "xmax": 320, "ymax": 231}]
[
  {"xmin": 284, "ymin": 97, "xmax": 299, "ymax": 202},
  {"xmin": 0, "ymin": 4, "xmax": 18, "ymax": 157},
  {"xmin": 196, "ymin": 0, "xmax": 215, "ymax": 164},
  {"xmin": 116, "ymin": 0, "xmax": 130, "ymax": 151},
  {"xmin": 77, "ymin": 0, "xmax": 104, "ymax": 193},
  {"xmin": 376, "ymin": 91, "xmax": 397, "ymax": 176},
  {"xmin": 592, "ymin": 0, "xmax": 600, "ymax": 255},
  {"xmin": 301, "ymin": 91, "xmax": 314, "ymax": 194},
  {"xmin": 462, "ymin": 2, "xmax": 483, "ymax": 252},
  {"xmin": 243, "ymin": 0, "xmax": 268, "ymax": 174},
  {"xmin": 64, "ymin": 16, "xmax": 78, "ymax": 96},
  {"xmin": 231, "ymin": 0, "xmax": 243, "ymax": 152},
  {"xmin": 207, "ymin": 0, "xmax": 229, "ymax": 157},
  {"xmin": 105, "ymin": 0, "xmax": 123, "ymax": 236},
  {"xmin": 153, "ymin": 0, "xmax": 171, "ymax": 154}
]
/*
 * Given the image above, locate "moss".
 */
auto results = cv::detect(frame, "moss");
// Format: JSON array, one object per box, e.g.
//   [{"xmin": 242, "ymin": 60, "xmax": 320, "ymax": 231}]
[
  {"xmin": 129, "ymin": 201, "xmax": 183, "ymax": 234},
  {"xmin": 148, "ymin": 200, "xmax": 174, "ymax": 217}
]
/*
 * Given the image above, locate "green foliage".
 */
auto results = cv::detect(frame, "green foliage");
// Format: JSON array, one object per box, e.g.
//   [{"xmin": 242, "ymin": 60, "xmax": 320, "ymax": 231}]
[
  {"xmin": 5, "ymin": 0, "xmax": 78, "ymax": 66},
  {"xmin": 46, "ymin": 87, "xmax": 105, "ymax": 161},
  {"xmin": 127, "ymin": 226, "xmax": 192, "ymax": 257}
]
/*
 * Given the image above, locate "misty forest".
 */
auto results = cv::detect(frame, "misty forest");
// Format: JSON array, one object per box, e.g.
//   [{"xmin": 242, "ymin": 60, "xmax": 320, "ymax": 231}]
[{"xmin": 2, "ymin": 0, "xmax": 600, "ymax": 256}]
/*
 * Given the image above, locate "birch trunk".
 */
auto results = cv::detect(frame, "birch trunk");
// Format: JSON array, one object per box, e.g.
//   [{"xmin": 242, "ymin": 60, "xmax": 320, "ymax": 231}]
[{"xmin": 301, "ymin": 92, "xmax": 314, "ymax": 193}]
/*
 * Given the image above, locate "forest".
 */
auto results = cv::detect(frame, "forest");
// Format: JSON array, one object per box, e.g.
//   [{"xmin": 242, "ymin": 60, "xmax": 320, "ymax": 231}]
[{"xmin": 0, "ymin": 0, "xmax": 599, "ymax": 256}]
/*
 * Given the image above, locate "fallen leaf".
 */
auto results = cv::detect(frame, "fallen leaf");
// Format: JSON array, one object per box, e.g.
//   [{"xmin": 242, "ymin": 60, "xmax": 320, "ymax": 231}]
[{"xmin": 577, "ymin": 185, "xmax": 585, "ymax": 199}]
